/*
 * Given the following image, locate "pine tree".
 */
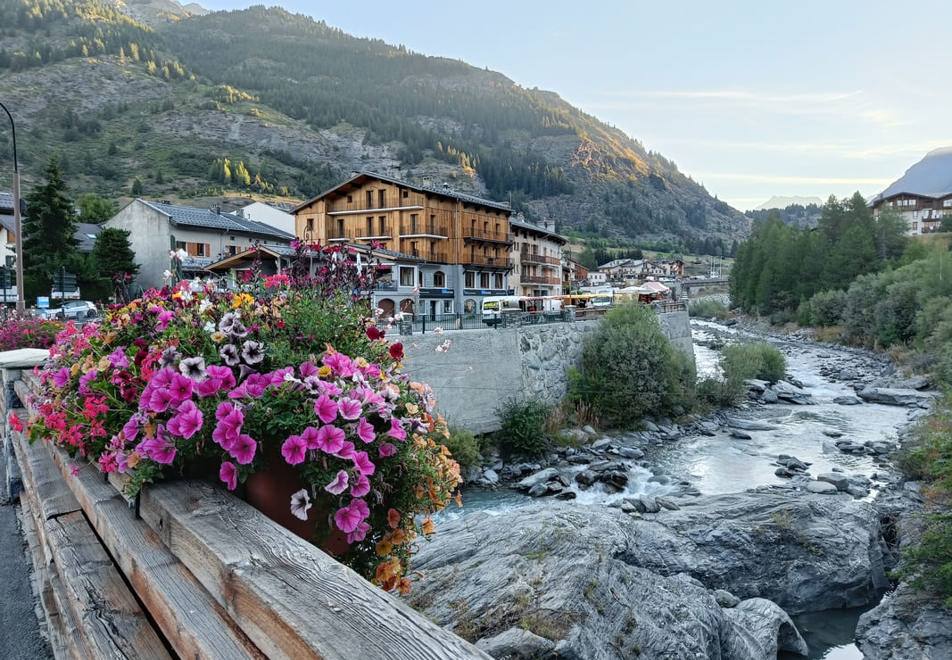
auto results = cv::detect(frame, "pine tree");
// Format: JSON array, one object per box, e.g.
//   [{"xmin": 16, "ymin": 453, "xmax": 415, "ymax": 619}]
[
  {"xmin": 22, "ymin": 157, "xmax": 79, "ymax": 299},
  {"xmin": 91, "ymin": 227, "xmax": 139, "ymax": 280}
]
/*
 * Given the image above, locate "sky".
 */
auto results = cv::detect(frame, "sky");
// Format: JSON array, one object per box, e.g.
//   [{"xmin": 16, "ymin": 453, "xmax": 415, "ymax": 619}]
[{"xmin": 196, "ymin": 0, "xmax": 951, "ymax": 211}]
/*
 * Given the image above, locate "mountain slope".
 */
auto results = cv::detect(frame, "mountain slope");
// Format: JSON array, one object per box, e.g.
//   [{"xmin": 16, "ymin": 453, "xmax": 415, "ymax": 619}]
[{"xmin": 0, "ymin": 0, "xmax": 749, "ymax": 248}]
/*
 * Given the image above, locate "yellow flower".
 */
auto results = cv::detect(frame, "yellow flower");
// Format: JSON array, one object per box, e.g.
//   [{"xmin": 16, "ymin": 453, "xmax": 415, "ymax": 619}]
[
  {"xmin": 210, "ymin": 331, "xmax": 225, "ymax": 343},
  {"xmin": 97, "ymin": 356, "xmax": 111, "ymax": 371},
  {"xmin": 404, "ymin": 403, "xmax": 419, "ymax": 415},
  {"xmin": 318, "ymin": 365, "xmax": 332, "ymax": 378},
  {"xmin": 355, "ymin": 356, "xmax": 369, "ymax": 368}
]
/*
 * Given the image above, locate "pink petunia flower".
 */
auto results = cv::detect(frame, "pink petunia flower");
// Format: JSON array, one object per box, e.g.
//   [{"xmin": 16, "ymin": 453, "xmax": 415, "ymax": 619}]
[
  {"xmin": 356, "ymin": 417, "xmax": 376, "ymax": 444},
  {"xmin": 314, "ymin": 394, "xmax": 338, "ymax": 424},
  {"xmin": 335, "ymin": 440, "xmax": 356, "ymax": 461},
  {"xmin": 387, "ymin": 418, "xmax": 407, "ymax": 442},
  {"xmin": 324, "ymin": 470, "xmax": 349, "ymax": 495},
  {"xmin": 338, "ymin": 397, "xmax": 362, "ymax": 420},
  {"xmin": 229, "ymin": 433, "xmax": 257, "ymax": 464},
  {"xmin": 219, "ymin": 461, "xmax": 238, "ymax": 491},
  {"xmin": 52, "ymin": 367, "xmax": 70, "ymax": 388},
  {"xmin": 333, "ymin": 498, "xmax": 369, "ymax": 533},
  {"xmin": 350, "ymin": 472, "xmax": 370, "ymax": 497},
  {"xmin": 281, "ymin": 434, "xmax": 307, "ymax": 465},
  {"xmin": 351, "ymin": 451, "xmax": 376, "ymax": 476},
  {"xmin": 138, "ymin": 435, "xmax": 177, "ymax": 465},
  {"xmin": 347, "ymin": 521, "xmax": 370, "ymax": 544},
  {"xmin": 313, "ymin": 424, "xmax": 345, "ymax": 454},
  {"xmin": 168, "ymin": 373, "xmax": 194, "ymax": 403},
  {"xmin": 166, "ymin": 400, "xmax": 203, "ymax": 439},
  {"xmin": 378, "ymin": 442, "xmax": 397, "ymax": 458}
]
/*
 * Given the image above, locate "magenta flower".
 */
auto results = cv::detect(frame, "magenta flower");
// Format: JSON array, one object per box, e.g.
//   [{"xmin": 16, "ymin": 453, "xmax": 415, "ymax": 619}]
[
  {"xmin": 168, "ymin": 373, "xmax": 194, "ymax": 403},
  {"xmin": 351, "ymin": 451, "xmax": 376, "ymax": 476},
  {"xmin": 281, "ymin": 434, "xmax": 307, "ymax": 465},
  {"xmin": 78, "ymin": 369, "xmax": 98, "ymax": 393},
  {"xmin": 108, "ymin": 347, "xmax": 129, "ymax": 369},
  {"xmin": 121, "ymin": 416, "xmax": 141, "ymax": 442},
  {"xmin": 350, "ymin": 472, "xmax": 370, "ymax": 497},
  {"xmin": 215, "ymin": 400, "xmax": 240, "ymax": 421},
  {"xmin": 387, "ymin": 418, "xmax": 407, "ymax": 442},
  {"xmin": 166, "ymin": 400, "xmax": 203, "ymax": 439},
  {"xmin": 229, "ymin": 433, "xmax": 257, "ymax": 464},
  {"xmin": 335, "ymin": 441, "xmax": 356, "ymax": 461},
  {"xmin": 52, "ymin": 367, "xmax": 70, "ymax": 388},
  {"xmin": 324, "ymin": 470, "xmax": 349, "ymax": 495},
  {"xmin": 314, "ymin": 424, "xmax": 345, "ymax": 454},
  {"xmin": 338, "ymin": 397, "xmax": 362, "ymax": 420},
  {"xmin": 156, "ymin": 309, "xmax": 175, "ymax": 331},
  {"xmin": 378, "ymin": 442, "xmax": 397, "ymax": 458},
  {"xmin": 138, "ymin": 435, "xmax": 177, "ymax": 465},
  {"xmin": 334, "ymin": 498, "xmax": 369, "ymax": 533},
  {"xmin": 219, "ymin": 461, "xmax": 238, "ymax": 491},
  {"xmin": 290, "ymin": 489, "xmax": 312, "ymax": 521},
  {"xmin": 314, "ymin": 394, "xmax": 338, "ymax": 424},
  {"xmin": 299, "ymin": 361, "xmax": 318, "ymax": 378},
  {"xmin": 347, "ymin": 521, "xmax": 370, "ymax": 544},
  {"xmin": 206, "ymin": 365, "xmax": 236, "ymax": 390},
  {"xmin": 151, "ymin": 367, "xmax": 175, "ymax": 390},
  {"xmin": 356, "ymin": 417, "xmax": 376, "ymax": 444},
  {"xmin": 148, "ymin": 387, "xmax": 175, "ymax": 413}
]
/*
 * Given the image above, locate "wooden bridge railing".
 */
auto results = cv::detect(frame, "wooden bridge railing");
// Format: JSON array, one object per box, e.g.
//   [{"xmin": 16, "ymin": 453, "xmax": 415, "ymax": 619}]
[{"xmin": 1, "ymin": 353, "xmax": 487, "ymax": 660}]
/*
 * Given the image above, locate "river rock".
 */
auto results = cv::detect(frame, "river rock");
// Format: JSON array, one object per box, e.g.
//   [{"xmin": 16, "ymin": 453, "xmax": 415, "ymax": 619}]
[
  {"xmin": 721, "ymin": 598, "xmax": 809, "ymax": 657},
  {"xmin": 817, "ymin": 473, "xmax": 849, "ymax": 491},
  {"xmin": 479, "ymin": 469, "xmax": 500, "ymax": 487},
  {"xmin": 805, "ymin": 480, "xmax": 839, "ymax": 494},
  {"xmin": 517, "ymin": 468, "xmax": 559, "ymax": 492},
  {"xmin": 730, "ymin": 429, "xmax": 753, "ymax": 440},
  {"xmin": 724, "ymin": 416, "xmax": 779, "ymax": 431},
  {"xmin": 409, "ymin": 493, "xmax": 890, "ymax": 659},
  {"xmin": 714, "ymin": 589, "xmax": 741, "ymax": 608},
  {"xmin": 616, "ymin": 446, "xmax": 644, "ymax": 460},
  {"xmin": 857, "ymin": 387, "xmax": 937, "ymax": 407},
  {"xmin": 855, "ymin": 582, "xmax": 952, "ymax": 660},
  {"xmin": 834, "ymin": 395, "xmax": 863, "ymax": 405},
  {"xmin": 476, "ymin": 627, "xmax": 555, "ymax": 658}
]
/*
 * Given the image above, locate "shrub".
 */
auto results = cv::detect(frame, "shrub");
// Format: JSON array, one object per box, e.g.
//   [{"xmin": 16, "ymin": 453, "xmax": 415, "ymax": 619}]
[
  {"xmin": 720, "ymin": 341, "xmax": 786, "ymax": 385},
  {"xmin": 696, "ymin": 376, "xmax": 745, "ymax": 408},
  {"xmin": 572, "ymin": 303, "xmax": 694, "ymax": 429},
  {"xmin": 892, "ymin": 393, "xmax": 952, "ymax": 607},
  {"xmin": 688, "ymin": 298, "xmax": 728, "ymax": 319},
  {"xmin": 442, "ymin": 426, "xmax": 482, "ymax": 473},
  {"xmin": 497, "ymin": 398, "xmax": 551, "ymax": 458},
  {"xmin": 804, "ymin": 289, "xmax": 847, "ymax": 327}
]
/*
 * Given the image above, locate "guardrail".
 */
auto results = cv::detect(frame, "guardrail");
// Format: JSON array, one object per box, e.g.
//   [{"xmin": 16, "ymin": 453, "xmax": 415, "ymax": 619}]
[{"xmin": 2, "ymin": 360, "xmax": 488, "ymax": 660}]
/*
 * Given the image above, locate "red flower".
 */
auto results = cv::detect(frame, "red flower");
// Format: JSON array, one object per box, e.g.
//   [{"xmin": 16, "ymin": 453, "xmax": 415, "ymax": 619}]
[
  {"xmin": 8, "ymin": 412, "xmax": 23, "ymax": 432},
  {"xmin": 389, "ymin": 343, "xmax": 404, "ymax": 360},
  {"xmin": 366, "ymin": 326, "xmax": 382, "ymax": 341}
]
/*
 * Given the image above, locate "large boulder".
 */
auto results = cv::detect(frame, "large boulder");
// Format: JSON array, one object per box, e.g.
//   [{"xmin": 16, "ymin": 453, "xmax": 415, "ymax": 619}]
[
  {"xmin": 408, "ymin": 492, "xmax": 890, "ymax": 658},
  {"xmin": 857, "ymin": 387, "xmax": 937, "ymax": 407},
  {"xmin": 855, "ymin": 583, "xmax": 952, "ymax": 659}
]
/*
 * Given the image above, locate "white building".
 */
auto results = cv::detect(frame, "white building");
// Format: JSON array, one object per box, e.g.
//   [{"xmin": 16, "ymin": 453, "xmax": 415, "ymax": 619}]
[
  {"xmin": 508, "ymin": 216, "xmax": 566, "ymax": 297},
  {"xmin": 105, "ymin": 199, "xmax": 294, "ymax": 290},
  {"xmin": 868, "ymin": 146, "xmax": 952, "ymax": 235},
  {"xmin": 230, "ymin": 201, "xmax": 295, "ymax": 236}
]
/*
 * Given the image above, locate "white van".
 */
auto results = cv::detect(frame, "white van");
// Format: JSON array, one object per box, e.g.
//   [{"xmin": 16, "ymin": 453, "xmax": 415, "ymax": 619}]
[{"xmin": 481, "ymin": 296, "xmax": 522, "ymax": 327}]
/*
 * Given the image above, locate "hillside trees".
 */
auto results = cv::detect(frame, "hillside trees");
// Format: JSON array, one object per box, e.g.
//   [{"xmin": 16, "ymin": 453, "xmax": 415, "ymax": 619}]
[{"xmin": 730, "ymin": 193, "xmax": 906, "ymax": 317}]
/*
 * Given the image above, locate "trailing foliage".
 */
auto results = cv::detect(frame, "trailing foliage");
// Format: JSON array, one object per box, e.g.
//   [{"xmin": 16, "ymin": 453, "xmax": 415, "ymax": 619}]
[
  {"xmin": 496, "ymin": 398, "xmax": 551, "ymax": 458},
  {"xmin": 572, "ymin": 303, "xmax": 695, "ymax": 428},
  {"xmin": 442, "ymin": 426, "xmax": 482, "ymax": 473}
]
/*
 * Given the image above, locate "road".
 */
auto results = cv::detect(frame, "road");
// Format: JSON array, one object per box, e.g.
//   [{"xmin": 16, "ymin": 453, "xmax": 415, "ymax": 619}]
[{"xmin": 1, "ymin": 444, "xmax": 53, "ymax": 660}]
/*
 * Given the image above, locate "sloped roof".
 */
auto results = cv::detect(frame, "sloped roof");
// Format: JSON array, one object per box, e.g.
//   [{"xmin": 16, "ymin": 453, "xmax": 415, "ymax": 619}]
[
  {"xmin": 0, "ymin": 191, "xmax": 13, "ymax": 213},
  {"xmin": 509, "ymin": 216, "xmax": 567, "ymax": 244},
  {"xmin": 292, "ymin": 171, "xmax": 511, "ymax": 214},
  {"xmin": 139, "ymin": 199, "xmax": 295, "ymax": 240},
  {"xmin": 871, "ymin": 146, "xmax": 952, "ymax": 203}
]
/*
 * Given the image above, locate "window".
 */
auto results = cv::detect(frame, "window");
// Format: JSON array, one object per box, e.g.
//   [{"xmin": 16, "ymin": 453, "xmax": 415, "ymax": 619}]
[
  {"xmin": 366, "ymin": 190, "xmax": 373, "ymax": 208},
  {"xmin": 379, "ymin": 190, "xmax": 386, "ymax": 208},
  {"xmin": 399, "ymin": 267, "xmax": 415, "ymax": 286},
  {"xmin": 306, "ymin": 218, "xmax": 313, "ymax": 236},
  {"xmin": 347, "ymin": 195, "xmax": 353, "ymax": 203},
  {"xmin": 433, "ymin": 270, "xmax": 445, "ymax": 287},
  {"xmin": 366, "ymin": 217, "xmax": 373, "ymax": 236},
  {"xmin": 944, "ymin": 199, "xmax": 952, "ymax": 208},
  {"xmin": 480, "ymin": 273, "xmax": 490, "ymax": 288},
  {"xmin": 410, "ymin": 241, "xmax": 418, "ymax": 257},
  {"xmin": 337, "ymin": 218, "xmax": 344, "ymax": 237},
  {"xmin": 402, "ymin": 189, "xmax": 408, "ymax": 198},
  {"xmin": 410, "ymin": 213, "xmax": 418, "ymax": 233},
  {"xmin": 429, "ymin": 214, "xmax": 436, "ymax": 233},
  {"xmin": 494, "ymin": 273, "xmax": 503, "ymax": 289},
  {"xmin": 442, "ymin": 300, "xmax": 453, "ymax": 314},
  {"xmin": 465, "ymin": 271, "xmax": 475, "ymax": 288},
  {"xmin": 379, "ymin": 216, "xmax": 386, "ymax": 234}
]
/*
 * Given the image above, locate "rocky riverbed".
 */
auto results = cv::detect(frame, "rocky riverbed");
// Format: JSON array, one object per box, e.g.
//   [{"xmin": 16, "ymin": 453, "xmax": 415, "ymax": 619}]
[{"xmin": 407, "ymin": 318, "xmax": 951, "ymax": 659}]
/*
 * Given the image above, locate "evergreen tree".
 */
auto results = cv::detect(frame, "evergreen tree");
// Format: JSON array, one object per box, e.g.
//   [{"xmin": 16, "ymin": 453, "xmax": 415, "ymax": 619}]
[
  {"xmin": 77, "ymin": 192, "xmax": 117, "ymax": 223},
  {"xmin": 90, "ymin": 227, "xmax": 139, "ymax": 281},
  {"xmin": 131, "ymin": 177, "xmax": 143, "ymax": 195},
  {"xmin": 22, "ymin": 156, "xmax": 79, "ymax": 299}
]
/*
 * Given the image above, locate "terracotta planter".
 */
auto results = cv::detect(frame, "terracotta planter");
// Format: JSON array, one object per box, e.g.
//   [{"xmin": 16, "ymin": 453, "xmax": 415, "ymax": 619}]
[{"xmin": 244, "ymin": 455, "xmax": 350, "ymax": 557}]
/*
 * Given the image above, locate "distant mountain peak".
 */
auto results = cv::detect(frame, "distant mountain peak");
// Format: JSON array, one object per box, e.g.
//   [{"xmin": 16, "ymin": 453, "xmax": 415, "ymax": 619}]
[
  {"xmin": 755, "ymin": 195, "xmax": 823, "ymax": 210},
  {"xmin": 872, "ymin": 146, "xmax": 952, "ymax": 202}
]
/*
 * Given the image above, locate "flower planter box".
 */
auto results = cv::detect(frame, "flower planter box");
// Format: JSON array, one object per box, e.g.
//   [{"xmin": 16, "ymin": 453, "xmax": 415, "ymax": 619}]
[{"xmin": 7, "ymin": 369, "xmax": 488, "ymax": 660}]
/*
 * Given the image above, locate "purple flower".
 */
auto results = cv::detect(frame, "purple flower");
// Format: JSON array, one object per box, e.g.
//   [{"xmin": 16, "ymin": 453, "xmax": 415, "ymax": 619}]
[
  {"xmin": 179, "ymin": 356, "xmax": 207, "ymax": 380},
  {"xmin": 52, "ymin": 367, "xmax": 70, "ymax": 388},
  {"xmin": 151, "ymin": 367, "xmax": 176, "ymax": 390},
  {"xmin": 324, "ymin": 470, "xmax": 349, "ymax": 495},
  {"xmin": 281, "ymin": 434, "xmax": 307, "ymax": 465},
  {"xmin": 347, "ymin": 521, "xmax": 370, "ymax": 544},
  {"xmin": 148, "ymin": 387, "xmax": 175, "ymax": 413},
  {"xmin": 138, "ymin": 434, "xmax": 177, "ymax": 464},
  {"xmin": 220, "ymin": 461, "xmax": 238, "ymax": 491},
  {"xmin": 300, "ymin": 426, "xmax": 320, "ymax": 449},
  {"xmin": 166, "ymin": 400, "xmax": 203, "ymax": 439},
  {"xmin": 356, "ymin": 417, "xmax": 376, "ymax": 444},
  {"xmin": 314, "ymin": 394, "xmax": 338, "ymax": 424},
  {"xmin": 168, "ymin": 373, "xmax": 194, "ymax": 403},
  {"xmin": 335, "ymin": 440, "xmax": 356, "ymax": 461},
  {"xmin": 299, "ymin": 361, "xmax": 318, "ymax": 378},
  {"xmin": 158, "ymin": 345, "xmax": 179, "ymax": 369},
  {"xmin": 156, "ymin": 310, "xmax": 175, "ymax": 331},
  {"xmin": 206, "ymin": 365, "xmax": 236, "ymax": 390},
  {"xmin": 241, "ymin": 340, "xmax": 265, "ymax": 365},
  {"xmin": 122, "ymin": 416, "xmax": 142, "ymax": 443},
  {"xmin": 290, "ymin": 488, "xmax": 311, "ymax": 521},
  {"xmin": 338, "ymin": 397, "xmax": 362, "ymax": 420},
  {"xmin": 78, "ymin": 369, "xmax": 98, "ymax": 394},
  {"xmin": 378, "ymin": 442, "xmax": 397, "ymax": 458},
  {"xmin": 334, "ymin": 498, "xmax": 369, "ymax": 533},
  {"xmin": 229, "ymin": 433, "xmax": 257, "ymax": 464},
  {"xmin": 108, "ymin": 348, "xmax": 129, "ymax": 369}
]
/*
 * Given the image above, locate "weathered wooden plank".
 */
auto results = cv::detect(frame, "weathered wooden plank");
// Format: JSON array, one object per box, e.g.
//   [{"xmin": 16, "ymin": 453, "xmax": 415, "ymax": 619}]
[
  {"xmin": 19, "ymin": 489, "xmax": 74, "ymax": 660},
  {"xmin": 45, "ymin": 510, "xmax": 172, "ymax": 660},
  {"xmin": 11, "ymin": 426, "xmax": 80, "ymax": 522},
  {"xmin": 43, "ymin": 441, "xmax": 265, "ymax": 660},
  {"xmin": 140, "ymin": 480, "xmax": 490, "ymax": 660}
]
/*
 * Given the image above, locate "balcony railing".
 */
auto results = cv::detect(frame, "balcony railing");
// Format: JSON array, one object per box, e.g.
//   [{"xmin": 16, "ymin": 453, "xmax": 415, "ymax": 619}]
[
  {"xmin": 327, "ymin": 229, "xmax": 393, "ymax": 242},
  {"xmin": 519, "ymin": 251, "xmax": 561, "ymax": 266},
  {"xmin": 407, "ymin": 250, "xmax": 449, "ymax": 263},
  {"xmin": 463, "ymin": 254, "xmax": 508, "ymax": 266},
  {"xmin": 463, "ymin": 229, "xmax": 512, "ymax": 244},
  {"xmin": 520, "ymin": 275, "xmax": 562, "ymax": 285},
  {"xmin": 401, "ymin": 223, "xmax": 448, "ymax": 237}
]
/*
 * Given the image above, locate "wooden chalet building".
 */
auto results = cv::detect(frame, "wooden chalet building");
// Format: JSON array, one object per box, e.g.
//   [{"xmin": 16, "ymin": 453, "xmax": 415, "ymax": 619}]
[{"xmin": 292, "ymin": 172, "xmax": 513, "ymax": 319}]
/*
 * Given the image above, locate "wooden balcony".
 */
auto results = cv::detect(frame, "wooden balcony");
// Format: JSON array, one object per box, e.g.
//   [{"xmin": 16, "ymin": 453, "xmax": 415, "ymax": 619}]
[
  {"xmin": 401, "ymin": 223, "xmax": 448, "ymax": 238},
  {"xmin": 520, "ymin": 274, "xmax": 562, "ymax": 285},
  {"xmin": 408, "ymin": 249, "xmax": 449, "ymax": 263},
  {"xmin": 326, "ymin": 229, "xmax": 393, "ymax": 242},
  {"xmin": 519, "ymin": 251, "xmax": 561, "ymax": 266},
  {"xmin": 462, "ymin": 229, "xmax": 512, "ymax": 245},
  {"xmin": 463, "ymin": 253, "xmax": 509, "ymax": 267}
]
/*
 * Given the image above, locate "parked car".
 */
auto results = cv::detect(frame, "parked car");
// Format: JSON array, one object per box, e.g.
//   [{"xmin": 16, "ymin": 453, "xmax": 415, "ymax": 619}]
[{"xmin": 41, "ymin": 300, "xmax": 98, "ymax": 320}]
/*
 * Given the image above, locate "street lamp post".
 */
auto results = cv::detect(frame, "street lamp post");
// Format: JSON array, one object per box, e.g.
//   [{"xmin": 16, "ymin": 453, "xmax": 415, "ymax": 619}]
[{"xmin": 0, "ymin": 100, "xmax": 25, "ymax": 314}]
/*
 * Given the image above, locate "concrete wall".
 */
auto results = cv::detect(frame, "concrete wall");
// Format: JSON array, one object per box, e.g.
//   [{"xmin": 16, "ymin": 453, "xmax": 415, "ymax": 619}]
[{"xmin": 402, "ymin": 311, "xmax": 692, "ymax": 434}]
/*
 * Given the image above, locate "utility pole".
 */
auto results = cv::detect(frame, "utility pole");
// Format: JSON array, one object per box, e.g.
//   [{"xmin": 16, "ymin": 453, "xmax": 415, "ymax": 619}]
[{"xmin": 0, "ymin": 101, "xmax": 24, "ymax": 314}]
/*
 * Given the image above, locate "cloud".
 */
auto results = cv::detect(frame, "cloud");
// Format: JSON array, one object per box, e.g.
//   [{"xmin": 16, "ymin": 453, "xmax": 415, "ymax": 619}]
[
  {"xmin": 643, "ymin": 138, "xmax": 947, "ymax": 160},
  {"xmin": 694, "ymin": 172, "xmax": 893, "ymax": 186},
  {"xmin": 606, "ymin": 89, "xmax": 862, "ymax": 104}
]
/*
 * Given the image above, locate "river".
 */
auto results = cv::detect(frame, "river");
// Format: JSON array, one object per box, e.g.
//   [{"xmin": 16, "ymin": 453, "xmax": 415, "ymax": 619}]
[{"xmin": 444, "ymin": 319, "xmax": 921, "ymax": 658}]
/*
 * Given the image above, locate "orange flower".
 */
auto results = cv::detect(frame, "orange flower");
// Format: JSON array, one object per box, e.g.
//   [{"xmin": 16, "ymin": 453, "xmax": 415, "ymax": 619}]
[
  {"xmin": 389, "ymin": 528, "xmax": 406, "ymax": 545},
  {"xmin": 397, "ymin": 578, "xmax": 412, "ymax": 595},
  {"xmin": 387, "ymin": 508, "xmax": 401, "ymax": 529},
  {"xmin": 375, "ymin": 540, "xmax": 392, "ymax": 556},
  {"xmin": 421, "ymin": 517, "xmax": 435, "ymax": 536}
]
